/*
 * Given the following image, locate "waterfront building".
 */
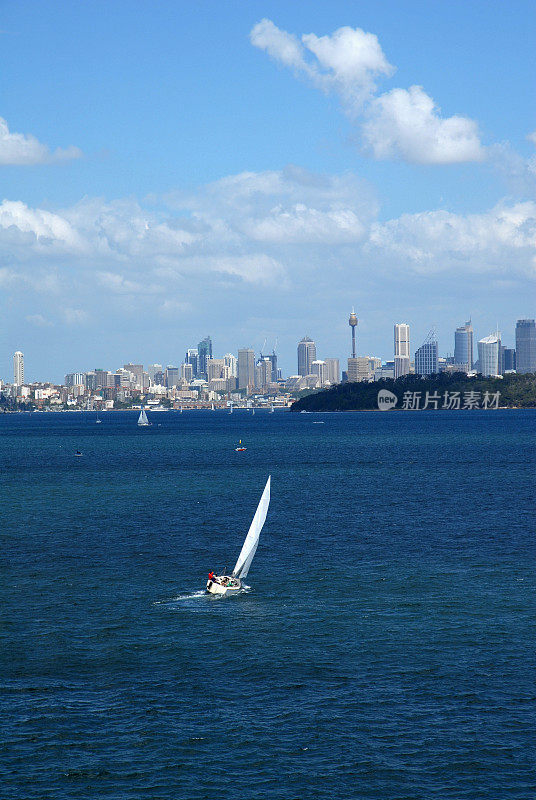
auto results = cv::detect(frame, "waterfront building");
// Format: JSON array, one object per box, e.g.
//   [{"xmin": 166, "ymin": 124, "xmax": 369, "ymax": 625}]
[
  {"xmin": 197, "ymin": 336, "xmax": 212, "ymax": 378},
  {"xmin": 415, "ymin": 336, "xmax": 439, "ymax": 376},
  {"xmin": 478, "ymin": 332, "xmax": 501, "ymax": 377},
  {"xmin": 515, "ymin": 319, "xmax": 536, "ymax": 373},
  {"xmin": 394, "ymin": 324, "xmax": 410, "ymax": 378},
  {"xmin": 454, "ymin": 320, "xmax": 473, "ymax": 369},
  {"xmin": 238, "ymin": 348, "xmax": 255, "ymax": 390},
  {"xmin": 13, "ymin": 351, "xmax": 24, "ymax": 386},
  {"xmin": 325, "ymin": 358, "xmax": 340, "ymax": 385},
  {"xmin": 297, "ymin": 337, "xmax": 316, "ymax": 376}
]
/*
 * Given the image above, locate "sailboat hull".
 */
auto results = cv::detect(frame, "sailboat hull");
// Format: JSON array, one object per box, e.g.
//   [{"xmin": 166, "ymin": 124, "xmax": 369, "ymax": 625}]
[{"xmin": 206, "ymin": 576, "xmax": 241, "ymax": 596}]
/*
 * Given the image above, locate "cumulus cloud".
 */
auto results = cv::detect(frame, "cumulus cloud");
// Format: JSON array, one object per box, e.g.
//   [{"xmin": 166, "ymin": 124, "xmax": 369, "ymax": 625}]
[
  {"xmin": 0, "ymin": 117, "xmax": 82, "ymax": 165},
  {"xmin": 250, "ymin": 19, "xmax": 393, "ymax": 111},
  {"xmin": 250, "ymin": 20, "xmax": 484, "ymax": 164},
  {"xmin": 362, "ymin": 85, "xmax": 485, "ymax": 164},
  {"xmin": 368, "ymin": 201, "xmax": 536, "ymax": 275}
]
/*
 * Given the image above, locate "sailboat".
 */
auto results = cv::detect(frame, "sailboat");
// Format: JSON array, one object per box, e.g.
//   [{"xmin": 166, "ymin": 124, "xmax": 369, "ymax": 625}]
[
  {"xmin": 95, "ymin": 409, "xmax": 102, "ymax": 424},
  {"xmin": 211, "ymin": 402, "xmax": 215, "ymax": 411},
  {"xmin": 270, "ymin": 404, "xmax": 274, "ymax": 414},
  {"xmin": 206, "ymin": 476, "xmax": 271, "ymax": 596},
  {"xmin": 137, "ymin": 406, "xmax": 150, "ymax": 426},
  {"xmin": 228, "ymin": 403, "xmax": 233, "ymax": 415},
  {"xmin": 235, "ymin": 439, "xmax": 247, "ymax": 451}
]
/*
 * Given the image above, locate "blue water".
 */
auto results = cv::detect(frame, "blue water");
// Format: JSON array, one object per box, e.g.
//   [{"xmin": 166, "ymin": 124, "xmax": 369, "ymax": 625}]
[{"xmin": 1, "ymin": 409, "xmax": 534, "ymax": 799}]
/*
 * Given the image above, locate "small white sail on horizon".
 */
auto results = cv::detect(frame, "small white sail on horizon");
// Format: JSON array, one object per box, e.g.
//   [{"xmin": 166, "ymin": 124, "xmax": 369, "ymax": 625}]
[{"xmin": 137, "ymin": 407, "xmax": 150, "ymax": 426}]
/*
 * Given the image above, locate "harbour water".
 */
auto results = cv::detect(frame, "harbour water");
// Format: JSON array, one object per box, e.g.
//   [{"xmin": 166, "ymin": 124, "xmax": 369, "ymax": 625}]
[{"xmin": 1, "ymin": 409, "xmax": 534, "ymax": 799}]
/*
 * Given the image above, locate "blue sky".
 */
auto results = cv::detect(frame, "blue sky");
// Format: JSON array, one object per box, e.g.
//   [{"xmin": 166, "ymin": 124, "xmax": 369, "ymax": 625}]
[{"xmin": 0, "ymin": 0, "xmax": 535, "ymax": 381}]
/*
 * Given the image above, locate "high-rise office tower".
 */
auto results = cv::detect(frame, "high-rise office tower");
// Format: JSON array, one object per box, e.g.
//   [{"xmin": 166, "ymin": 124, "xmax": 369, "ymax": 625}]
[
  {"xmin": 324, "ymin": 358, "xmax": 340, "ymax": 385},
  {"xmin": 501, "ymin": 347, "xmax": 516, "ymax": 372},
  {"xmin": 297, "ymin": 337, "xmax": 316, "ymax": 376},
  {"xmin": 515, "ymin": 319, "xmax": 536, "ymax": 373},
  {"xmin": 238, "ymin": 348, "xmax": 255, "ymax": 390},
  {"xmin": 478, "ymin": 332, "xmax": 501, "ymax": 376},
  {"xmin": 197, "ymin": 336, "xmax": 212, "ymax": 378},
  {"xmin": 394, "ymin": 324, "xmax": 410, "ymax": 378},
  {"xmin": 311, "ymin": 360, "xmax": 328, "ymax": 386},
  {"xmin": 147, "ymin": 364, "xmax": 162, "ymax": 383},
  {"xmin": 13, "ymin": 351, "xmax": 24, "ymax": 386},
  {"xmin": 415, "ymin": 334, "xmax": 439, "ymax": 376},
  {"xmin": 124, "ymin": 364, "xmax": 143, "ymax": 389},
  {"xmin": 181, "ymin": 362, "xmax": 193, "ymax": 382},
  {"xmin": 224, "ymin": 353, "xmax": 238, "ymax": 378},
  {"xmin": 255, "ymin": 357, "xmax": 272, "ymax": 390},
  {"xmin": 185, "ymin": 348, "xmax": 199, "ymax": 377},
  {"xmin": 165, "ymin": 365, "xmax": 180, "ymax": 387},
  {"xmin": 454, "ymin": 320, "xmax": 474, "ymax": 369}
]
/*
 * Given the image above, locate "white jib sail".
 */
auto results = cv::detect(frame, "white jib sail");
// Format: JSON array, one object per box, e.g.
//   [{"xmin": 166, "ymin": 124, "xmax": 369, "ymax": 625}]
[{"xmin": 232, "ymin": 475, "xmax": 271, "ymax": 580}]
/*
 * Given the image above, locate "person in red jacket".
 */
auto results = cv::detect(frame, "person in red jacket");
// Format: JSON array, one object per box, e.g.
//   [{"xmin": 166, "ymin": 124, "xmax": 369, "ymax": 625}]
[{"xmin": 208, "ymin": 571, "xmax": 215, "ymax": 582}]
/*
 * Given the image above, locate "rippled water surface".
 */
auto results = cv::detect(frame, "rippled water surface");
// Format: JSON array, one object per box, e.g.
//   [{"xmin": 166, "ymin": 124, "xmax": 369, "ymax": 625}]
[{"xmin": 1, "ymin": 409, "xmax": 534, "ymax": 799}]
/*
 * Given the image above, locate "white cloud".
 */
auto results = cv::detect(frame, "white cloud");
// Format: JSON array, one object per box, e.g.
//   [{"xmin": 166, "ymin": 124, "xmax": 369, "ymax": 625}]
[
  {"xmin": 62, "ymin": 308, "xmax": 89, "ymax": 325},
  {"xmin": 362, "ymin": 85, "xmax": 485, "ymax": 164},
  {"xmin": 250, "ymin": 20, "xmax": 392, "ymax": 111},
  {"xmin": 368, "ymin": 201, "xmax": 536, "ymax": 275},
  {"xmin": 250, "ymin": 20, "xmax": 484, "ymax": 164},
  {"xmin": 0, "ymin": 117, "xmax": 82, "ymax": 165},
  {"xmin": 26, "ymin": 313, "xmax": 53, "ymax": 327},
  {"xmin": 527, "ymin": 131, "xmax": 536, "ymax": 147}
]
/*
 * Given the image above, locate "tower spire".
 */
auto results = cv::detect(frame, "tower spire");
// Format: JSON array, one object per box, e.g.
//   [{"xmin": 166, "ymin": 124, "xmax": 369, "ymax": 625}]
[{"xmin": 348, "ymin": 308, "xmax": 358, "ymax": 358}]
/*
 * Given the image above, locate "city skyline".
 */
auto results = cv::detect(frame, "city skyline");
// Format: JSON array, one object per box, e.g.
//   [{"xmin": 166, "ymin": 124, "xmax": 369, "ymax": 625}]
[
  {"xmin": 0, "ymin": 3, "xmax": 534, "ymax": 383},
  {"xmin": 4, "ymin": 313, "xmax": 534, "ymax": 388}
]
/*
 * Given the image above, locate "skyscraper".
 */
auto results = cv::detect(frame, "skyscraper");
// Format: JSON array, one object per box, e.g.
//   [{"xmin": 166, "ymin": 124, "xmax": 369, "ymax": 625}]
[
  {"xmin": 13, "ymin": 351, "xmax": 24, "ymax": 386},
  {"xmin": 415, "ymin": 334, "xmax": 439, "ymax": 376},
  {"xmin": 124, "ymin": 364, "xmax": 143, "ymax": 389},
  {"xmin": 478, "ymin": 333, "xmax": 501, "ymax": 377},
  {"xmin": 311, "ymin": 360, "xmax": 328, "ymax": 386},
  {"xmin": 454, "ymin": 320, "xmax": 473, "ymax": 369},
  {"xmin": 197, "ymin": 336, "xmax": 212, "ymax": 378},
  {"xmin": 324, "ymin": 358, "xmax": 340, "ymax": 385},
  {"xmin": 238, "ymin": 348, "xmax": 255, "ymax": 390},
  {"xmin": 394, "ymin": 324, "xmax": 410, "ymax": 378},
  {"xmin": 185, "ymin": 348, "xmax": 199, "ymax": 377},
  {"xmin": 515, "ymin": 319, "xmax": 536, "ymax": 373},
  {"xmin": 297, "ymin": 336, "xmax": 316, "ymax": 376}
]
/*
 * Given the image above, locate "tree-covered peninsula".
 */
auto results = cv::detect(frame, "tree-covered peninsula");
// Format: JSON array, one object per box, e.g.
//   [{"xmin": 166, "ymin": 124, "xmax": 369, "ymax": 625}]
[{"xmin": 290, "ymin": 372, "xmax": 536, "ymax": 412}]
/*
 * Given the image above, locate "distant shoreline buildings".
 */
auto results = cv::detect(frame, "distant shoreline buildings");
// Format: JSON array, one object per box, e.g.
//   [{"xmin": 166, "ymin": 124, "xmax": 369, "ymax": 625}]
[{"xmin": 2, "ymin": 316, "xmax": 535, "ymax": 410}]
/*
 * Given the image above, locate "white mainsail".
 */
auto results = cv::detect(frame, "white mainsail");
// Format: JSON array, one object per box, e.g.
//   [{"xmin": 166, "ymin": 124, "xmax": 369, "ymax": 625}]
[
  {"xmin": 138, "ymin": 407, "xmax": 149, "ymax": 426},
  {"xmin": 232, "ymin": 476, "xmax": 270, "ymax": 580}
]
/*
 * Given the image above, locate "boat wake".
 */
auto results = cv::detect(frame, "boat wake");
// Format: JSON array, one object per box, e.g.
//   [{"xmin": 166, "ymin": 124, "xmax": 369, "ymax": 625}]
[{"xmin": 155, "ymin": 585, "xmax": 252, "ymax": 606}]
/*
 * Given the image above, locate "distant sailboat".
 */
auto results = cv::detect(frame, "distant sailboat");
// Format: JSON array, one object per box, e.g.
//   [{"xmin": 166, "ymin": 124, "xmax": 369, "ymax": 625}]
[
  {"xmin": 229, "ymin": 403, "xmax": 233, "ymax": 415},
  {"xmin": 235, "ymin": 439, "xmax": 247, "ymax": 451},
  {"xmin": 180, "ymin": 405, "xmax": 183, "ymax": 414},
  {"xmin": 137, "ymin": 407, "xmax": 150, "ymax": 426},
  {"xmin": 95, "ymin": 409, "xmax": 102, "ymax": 424},
  {"xmin": 206, "ymin": 476, "xmax": 271, "ymax": 596},
  {"xmin": 211, "ymin": 402, "xmax": 215, "ymax": 411},
  {"xmin": 270, "ymin": 404, "xmax": 274, "ymax": 414}
]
